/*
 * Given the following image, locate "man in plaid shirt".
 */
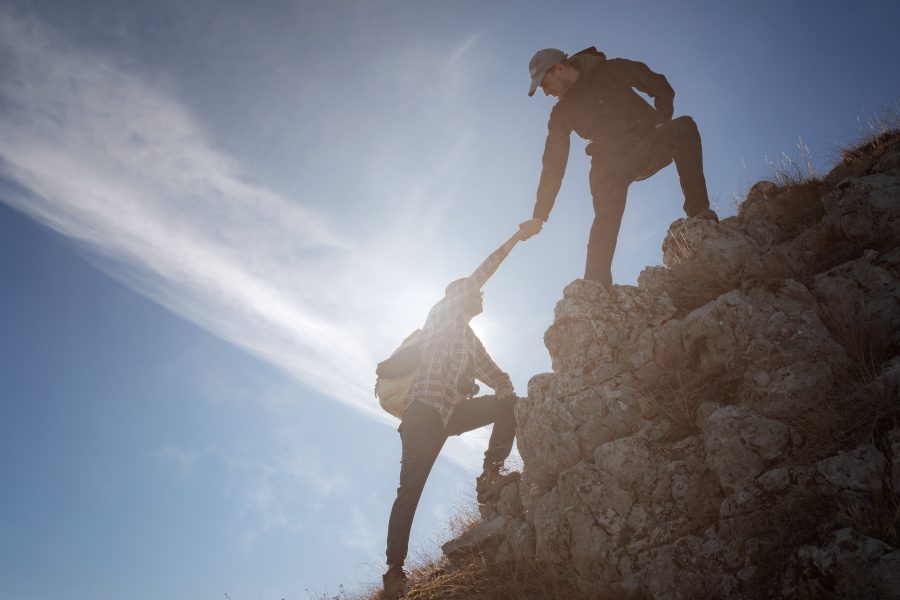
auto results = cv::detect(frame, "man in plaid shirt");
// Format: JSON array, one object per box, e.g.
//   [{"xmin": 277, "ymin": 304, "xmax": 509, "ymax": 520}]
[{"xmin": 383, "ymin": 222, "xmax": 537, "ymax": 596}]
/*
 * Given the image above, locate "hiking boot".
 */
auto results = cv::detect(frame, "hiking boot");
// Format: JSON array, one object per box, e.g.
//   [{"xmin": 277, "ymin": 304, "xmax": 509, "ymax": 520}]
[
  {"xmin": 476, "ymin": 467, "xmax": 521, "ymax": 504},
  {"xmin": 691, "ymin": 208, "xmax": 719, "ymax": 223},
  {"xmin": 381, "ymin": 565, "xmax": 407, "ymax": 599}
]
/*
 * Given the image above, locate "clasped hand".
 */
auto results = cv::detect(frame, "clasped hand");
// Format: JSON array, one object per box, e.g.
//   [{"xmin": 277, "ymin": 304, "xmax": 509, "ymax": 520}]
[{"xmin": 517, "ymin": 218, "xmax": 543, "ymax": 241}]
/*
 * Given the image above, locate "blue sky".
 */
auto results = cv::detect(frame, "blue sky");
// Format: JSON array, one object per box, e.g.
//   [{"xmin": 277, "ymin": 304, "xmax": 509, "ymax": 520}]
[{"xmin": 0, "ymin": 0, "xmax": 898, "ymax": 598}]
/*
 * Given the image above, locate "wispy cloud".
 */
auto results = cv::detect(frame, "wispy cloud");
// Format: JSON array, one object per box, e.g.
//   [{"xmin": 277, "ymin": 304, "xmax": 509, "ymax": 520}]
[
  {"xmin": 156, "ymin": 445, "xmax": 205, "ymax": 476},
  {"xmin": 229, "ymin": 451, "xmax": 350, "ymax": 546},
  {"xmin": 0, "ymin": 11, "xmax": 374, "ymax": 396},
  {"xmin": 0, "ymin": 9, "xmax": 502, "ymax": 470},
  {"xmin": 340, "ymin": 501, "xmax": 382, "ymax": 559}
]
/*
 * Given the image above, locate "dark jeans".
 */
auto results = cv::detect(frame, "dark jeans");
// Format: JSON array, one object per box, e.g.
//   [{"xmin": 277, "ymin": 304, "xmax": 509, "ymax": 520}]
[
  {"xmin": 585, "ymin": 116, "xmax": 710, "ymax": 288},
  {"xmin": 385, "ymin": 395, "xmax": 518, "ymax": 568}
]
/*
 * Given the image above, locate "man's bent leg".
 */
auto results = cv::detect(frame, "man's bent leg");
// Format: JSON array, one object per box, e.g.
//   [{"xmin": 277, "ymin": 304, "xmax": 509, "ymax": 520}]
[
  {"xmin": 447, "ymin": 395, "xmax": 519, "ymax": 503},
  {"xmin": 585, "ymin": 169, "xmax": 630, "ymax": 288},
  {"xmin": 385, "ymin": 402, "xmax": 446, "ymax": 570},
  {"xmin": 446, "ymin": 394, "xmax": 518, "ymax": 469},
  {"xmin": 656, "ymin": 116, "xmax": 711, "ymax": 217}
]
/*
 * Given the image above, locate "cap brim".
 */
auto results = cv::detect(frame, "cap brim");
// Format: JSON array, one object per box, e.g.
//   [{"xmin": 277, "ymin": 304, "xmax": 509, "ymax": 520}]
[{"xmin": 527, "ymin": 72, "xmax": 544, "ymax": 97}]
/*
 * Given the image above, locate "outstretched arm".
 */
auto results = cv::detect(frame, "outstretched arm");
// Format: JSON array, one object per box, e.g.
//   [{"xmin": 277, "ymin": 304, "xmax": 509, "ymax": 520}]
[
  {"xmin": 467, "ymin": 223, "xmax": 532, "ymax": 290},
  {"xmin": 533, "ymin": 105, "xmax": 572, "ymax": 222},
  {"xmin": 423, "ymin": 224, "xmax": 534, "ymax": 328}
]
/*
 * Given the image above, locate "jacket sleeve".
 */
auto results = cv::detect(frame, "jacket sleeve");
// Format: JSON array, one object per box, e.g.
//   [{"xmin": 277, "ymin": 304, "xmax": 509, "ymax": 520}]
[
  {"xmin": 422, "ymin": 244, "xmax": 512, "ymax": 335},
  {"xmin": 532, "ymin": 104, "xmax": 571, "ymax": 222},
  {"xmin": 617, "ymin": 59, "xmax": 675, "ymax": 121},
  {"xmin": 472, "ymin": 334, "xmax": 512, "ymax": 392}
]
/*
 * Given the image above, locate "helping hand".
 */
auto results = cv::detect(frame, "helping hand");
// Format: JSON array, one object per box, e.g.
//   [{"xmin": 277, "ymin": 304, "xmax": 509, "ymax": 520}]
[{"xmin": 517, "ymin": 218, "xmax": 543, "ymax": 241}]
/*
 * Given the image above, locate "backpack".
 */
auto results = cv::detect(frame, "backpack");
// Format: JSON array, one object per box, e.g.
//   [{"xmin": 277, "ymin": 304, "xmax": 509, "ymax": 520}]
[{"xmin": 375, "ymin": 329, "xmax": 426, "ymax": 418}]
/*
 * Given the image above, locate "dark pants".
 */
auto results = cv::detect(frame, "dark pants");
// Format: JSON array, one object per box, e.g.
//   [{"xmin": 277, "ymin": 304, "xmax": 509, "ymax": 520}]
[
  {"xmin": 385, "ymin": 395, "xmax": 518, "ymax": 568},
  {"xmin": 585, "ymin": 116, "xmax": 710, "ymax": 288}
]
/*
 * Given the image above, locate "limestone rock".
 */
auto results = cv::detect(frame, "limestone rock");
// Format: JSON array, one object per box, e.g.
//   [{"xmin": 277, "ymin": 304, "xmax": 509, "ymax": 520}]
[
  {"xmin": 890, "ymin": 428, "xmax": 900, "ymax": 494},
  {"xmin": 822, "ymin": 174, "xmax": 900, "ymax": 246},
  {"xmin": 796, "ymin": 528, "xmax": 900, "ymax": 599},
  {"xmin": 703, "ymin": 405, "xmax": 791, "ymax": 492},
  {"xmin": 441, "ymin": 136, "xmax": 900, "ymax": 598},
  {"xmin": 816, "ymin": 444, "xmax": 886, "ymax": 495},
  {"xmin": 663, "ymin": 215, "xmax": 760, "ymax": 277},
  {"xmin": 813, "ymin": 248, "xmax": 900, "ymax": 349},
  {"xmin": 441, "ymin": 515, "xmax": 512, "ymax": 564}
]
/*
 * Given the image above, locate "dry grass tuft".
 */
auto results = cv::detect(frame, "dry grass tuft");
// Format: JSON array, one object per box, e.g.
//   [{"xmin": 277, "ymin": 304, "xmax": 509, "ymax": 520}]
[
  {"xmin": 638, "ymin": 368, "xmax": 736, "ymax": 440},
  {"xmin": 784, "ymin": 304, "xmax": 899, "ymax": 463},
  {"xmin": 341, "ymin": 503, "xmax": 649, "ymax": 600},
  {"xmin": 659, "ymin": 229, "xmax": 736, "ymax": 316},
  {"xmin": 445, "ymin": 503, "xmax": 482, "ymax": 539},
  {"xmin": 766, "ymin": 137, "xmax": 821, "ymax": 188},
  {"xmin": 824, "ymin": 103, "xmax": 900, "ymax": 184},
  {"xmin": 838, "ymin": 102, "xmax": 900, "ymax": 166},
  {"xmin": 771, "ymin": 179, "xmax": 829, "ymax": 240},
  {"xmin": 395, "ymin": 555, "xmax": 639, "ymax": 600},
  {"xmin": 345, "ymin": 555, "xmax": 634, "ymax": 600},
  {"xmin": 733, "ymin": 488, "xmax": 839, "ymax": 597},
  {"xmin": 837, "ymin": 489, "xmax": 900, "ymax": 548}
]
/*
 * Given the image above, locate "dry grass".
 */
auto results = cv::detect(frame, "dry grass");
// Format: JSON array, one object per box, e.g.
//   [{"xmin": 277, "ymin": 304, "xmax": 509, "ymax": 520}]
[
  {"xmin": 668, "ymin": 112, "xmax": 899, "ymax": 315},
  {"xmin": 328, "ymin": 118, "xmax": 900, "ymax": 600},
  {"xmin": 837, "ymin": 489, "xmax": 900, "ymax": 549},
  {"xmin": 388, "ymin": 555, "xmax": 644, "ymax": 600},
  {"xmin": 445, "ymin": 503, "xmax": 483, "ymax": 539},
  {"xmin": 638, "ymin": 368, "xmax": 737, "ymax": 440},
  {"xmin": 734, "ymin": 104, "xmax": 899, "ymax": 238},
  {"xmin": 334, "ymin": 501, "xmax": 645, "ymax": 600},
  {"xmin": 659, "ymin": 228, "xmax": 736, "ymax": 315},
  {"xmin": 836, "ymin": 102, "xmax": 900, "ymax": 169},
  {"xmin": 732, "ymin": 488, "xmax": 839, "ymax": 598},
  {"xmin": 774, "ymin": 179, "xmax": 829, "ymax": 239},
  {"xmin": 341, "ymin": 550, "xmax": 643, "ymax": 600},
  {"xmin": 765, "ymin": 137, "xmax": 821, "ymax": 188},
  {"xmin": 732, "ymin": 136, "xmax": 824, "ymax": 217},
  {"xmin": 663, "ymin": 266, "xmax": 734, "ymax": 316},
  {"xmin": 782, "ymin": 306, "xmax": 899, "ymax": 463},
  {"xmin": 802, "ymin": 232, "xmax": 868, "ymax": 280}
]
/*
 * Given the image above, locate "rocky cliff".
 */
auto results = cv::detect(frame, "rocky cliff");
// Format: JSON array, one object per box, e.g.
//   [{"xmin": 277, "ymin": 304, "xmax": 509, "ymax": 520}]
[{"xmin": 442, "ymin": 132, "xmax": 900, "ymax": 599}]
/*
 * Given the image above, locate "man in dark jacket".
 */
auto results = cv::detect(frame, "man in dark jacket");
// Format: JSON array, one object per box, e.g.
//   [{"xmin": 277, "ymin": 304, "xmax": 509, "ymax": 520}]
[
  {"xmin": 521, "ymin": 47, "xmax": 718, "ymax": 289},
  {"xmin": 381, "ymin": 222, "xmax": 537, "ymax": 599}
]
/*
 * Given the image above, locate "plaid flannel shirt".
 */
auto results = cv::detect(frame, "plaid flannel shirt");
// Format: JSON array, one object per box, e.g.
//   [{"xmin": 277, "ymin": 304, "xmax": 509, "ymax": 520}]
[{"xmin": 406, "ymin": 245, "xmax": 513, "ymax": 427}]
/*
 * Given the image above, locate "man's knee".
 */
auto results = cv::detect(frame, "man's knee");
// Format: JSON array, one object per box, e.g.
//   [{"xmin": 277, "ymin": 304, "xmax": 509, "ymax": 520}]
[
  {"xmin": 669, "ymin": 116, "xmax": 701, "ymax": 143},
  {"xmin": 672, "ymin": 115, "xmax": 697, "ymax": 130},
  {"xmin": 486, "ymin": 394, "xmax": 518, "ymax": 424}
]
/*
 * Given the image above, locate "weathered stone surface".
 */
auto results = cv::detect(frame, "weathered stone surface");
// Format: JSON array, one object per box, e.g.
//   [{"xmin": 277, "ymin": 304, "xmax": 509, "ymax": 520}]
[
  {"xmin": 875, "ymin": 145, "xmax": 900, "ymax": 176},
  {"xmin": 890, "ymin": 427, "xmax": 900, "ymax": 494},
  {"xmin": 441, "ymin": 515, "xmax": 512, "ymax": 564},
  {"xmin": 822, "ymin": 174, "xmax": 900, "ymax": 246},
  {"xmin": 678, "ymin": 279, "xmax": 849, "ymax": 420},
  {"xmin": 495, "ymin": 477, "xmax": 522, "ymax": 517},
  {"xmin": 816, "ymin": 444, "xmax": 886, "ymax": 495},
  {"xmin": 796, "ymin": 528, "xmax": 900, "ymax": 598},
  {"xmin": 441, "ymin": 148, "xmax": 900, "ymax": 598},
  {"xmin": 813, "ymin": 248, "xmax": 900, "ymax": 349},
  {"xmin": 663, "ymin": 216, "xmax": 761, "ymax": 281},
  {"xmin": 703, "ymin": 405, "xmax": 791, "ymax": 492},
  {"xmin": 544, "ymin": 280, "xmax": 676, "ymax": 375}
]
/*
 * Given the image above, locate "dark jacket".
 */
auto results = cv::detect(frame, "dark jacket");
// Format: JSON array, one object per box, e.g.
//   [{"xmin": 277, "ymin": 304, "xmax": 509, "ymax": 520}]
[{"xmin": 533, "ymin": 50, "xmax": 675, "ymax": 221}]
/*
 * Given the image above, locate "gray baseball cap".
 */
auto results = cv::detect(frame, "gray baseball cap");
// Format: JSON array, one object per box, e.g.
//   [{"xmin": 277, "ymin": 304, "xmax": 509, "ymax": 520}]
[{"xmin": 528, "ymin": 48, "xmax": 567, "ymax": 97}]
